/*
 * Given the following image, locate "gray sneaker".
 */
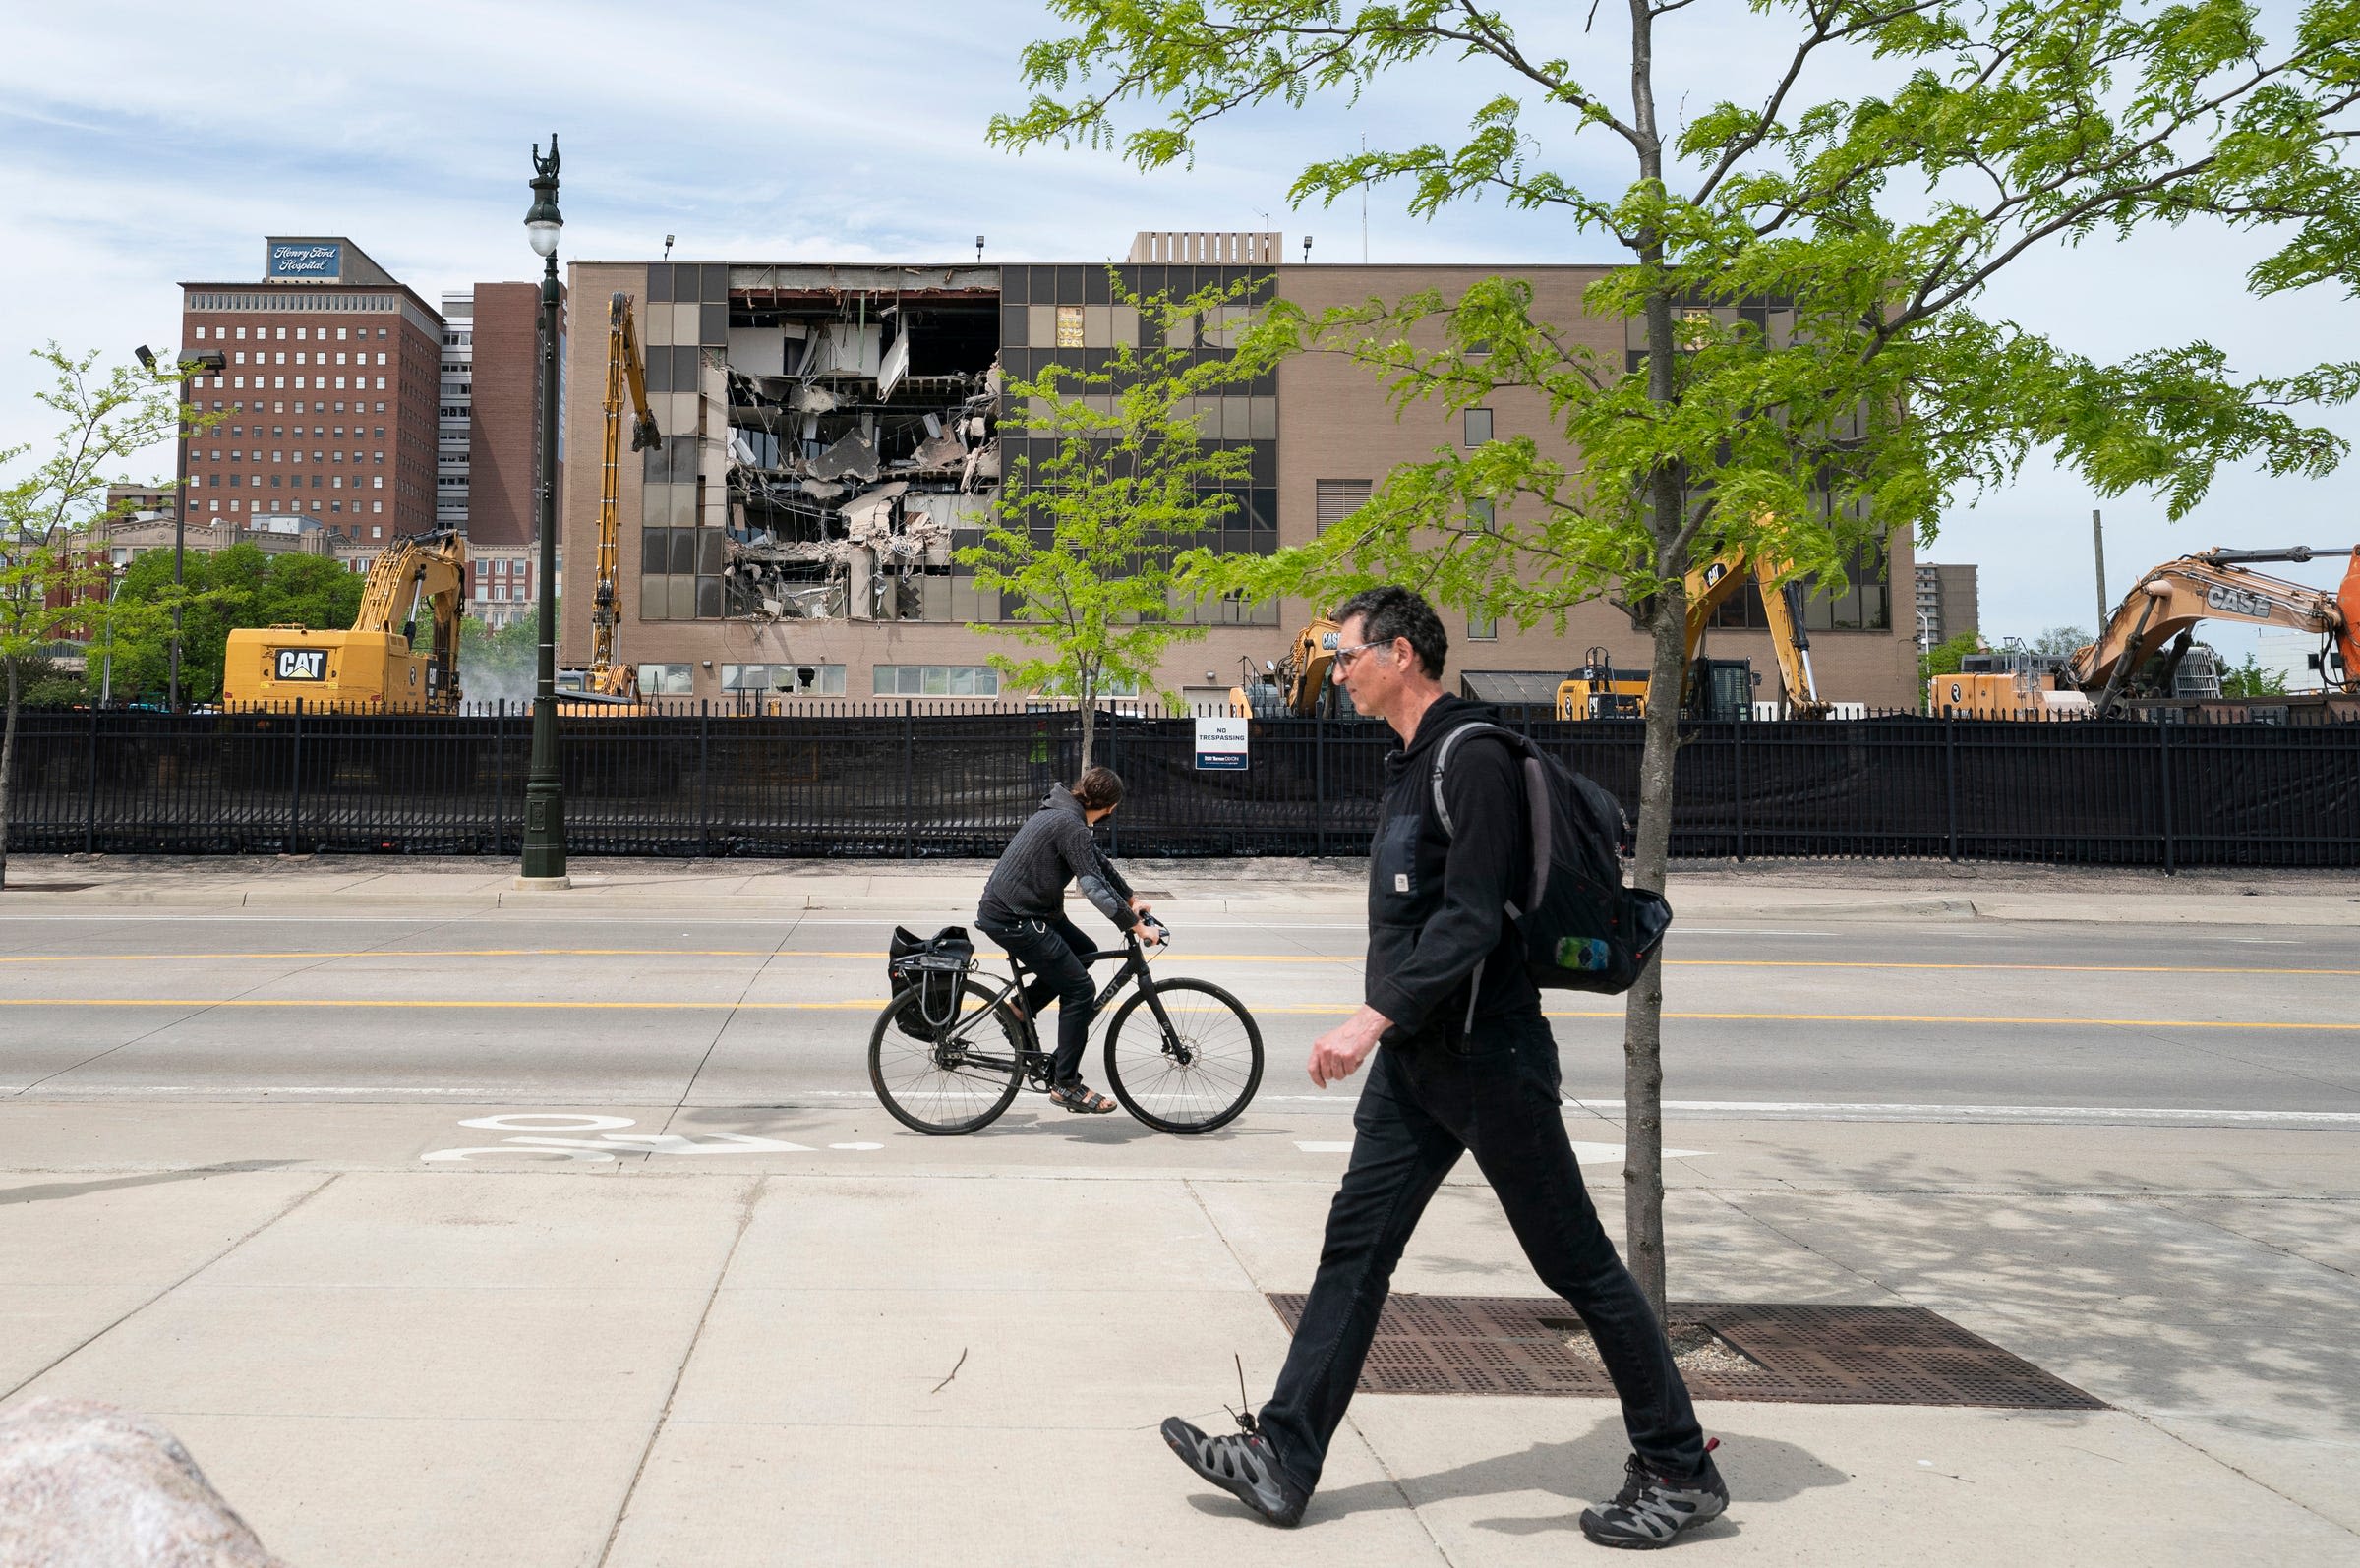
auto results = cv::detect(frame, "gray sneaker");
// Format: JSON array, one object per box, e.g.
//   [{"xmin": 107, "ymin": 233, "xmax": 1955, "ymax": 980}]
[
  {"xmin": 1578, "ymin": 1446, "xmax": 1729, "ymax": 1549},
  {"xmin": 1159, "ymin": 1415, "xmax": 1309, "ymax": 1527}
]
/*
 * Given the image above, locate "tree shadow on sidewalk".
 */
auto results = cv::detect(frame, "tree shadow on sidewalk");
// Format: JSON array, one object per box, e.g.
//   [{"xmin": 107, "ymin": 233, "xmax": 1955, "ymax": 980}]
[{"xmin": 0, "ymin": 1161, "xmax": 299, "ymax": 1207}]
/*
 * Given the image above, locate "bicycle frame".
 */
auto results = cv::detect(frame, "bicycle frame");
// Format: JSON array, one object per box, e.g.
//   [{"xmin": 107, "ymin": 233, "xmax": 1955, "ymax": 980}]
[{"xmin": 928, "ymin": 930, "xmax": 1183, "ymax": 1082}]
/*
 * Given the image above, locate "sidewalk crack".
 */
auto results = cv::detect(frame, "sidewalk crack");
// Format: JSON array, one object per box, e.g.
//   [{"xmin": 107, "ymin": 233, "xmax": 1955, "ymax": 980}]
[
  {"xmin": 1, "ymin": 1173, "xmax": 340, "ymax": 1402},
  {"xmin": 594, "ymin": 1175, "xmax": 762, "ymax": 1567}
]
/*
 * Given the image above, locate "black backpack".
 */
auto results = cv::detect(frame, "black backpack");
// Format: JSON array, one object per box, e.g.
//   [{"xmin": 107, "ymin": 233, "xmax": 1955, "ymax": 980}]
[
  {"xmin": 1429, "ymin": 724, "xmax": 1672, "ymax": 995},
  {"xmin": 886, "ymin": 925, "xmax": 974, "ymax": 1040}
]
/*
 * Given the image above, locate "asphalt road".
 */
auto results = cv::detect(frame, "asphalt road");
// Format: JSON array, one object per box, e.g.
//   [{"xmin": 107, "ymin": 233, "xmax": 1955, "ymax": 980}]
[{"xmin": 3, "ymin": 903, "xmax": 2353, "ymax": 1124}]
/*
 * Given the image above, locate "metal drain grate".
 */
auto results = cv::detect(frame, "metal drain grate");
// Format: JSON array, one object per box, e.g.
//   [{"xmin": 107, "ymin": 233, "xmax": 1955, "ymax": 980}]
[{"xmin": 1265, "ymin": 1295, "xmax": 2106, "ymax": 1409}]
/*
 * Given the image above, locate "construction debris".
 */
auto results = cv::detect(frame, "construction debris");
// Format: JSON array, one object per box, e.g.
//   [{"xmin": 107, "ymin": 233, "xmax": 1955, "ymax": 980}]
[{"xmin": 720, "ymin": 271, "xmax": 1005, "ymax": 623}]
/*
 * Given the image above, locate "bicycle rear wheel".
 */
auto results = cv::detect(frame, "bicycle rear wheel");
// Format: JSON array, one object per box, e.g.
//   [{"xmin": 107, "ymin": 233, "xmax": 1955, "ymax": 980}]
[
  {"xmin": 869, "ymin": 978, "xmax": 1026, "ymax": 1135},
  {"xmin": 1103, "ymin": 977, "xmax": 1264, "ymax": 1134}
]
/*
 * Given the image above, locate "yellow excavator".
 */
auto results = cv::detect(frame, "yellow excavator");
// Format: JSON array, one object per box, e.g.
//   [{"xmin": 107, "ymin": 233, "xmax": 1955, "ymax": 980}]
[
  {"xmin": 1560, "ymin": 544, "xmax": 1827, "ymax": 720},
  {"xmin": 1229, "ymin": 616, "xmax": 1356, "ymax": 718},
  {"xmin": 222, "ymin": 530, "xmax": 469, "ymax": 711},
  {"xmin": 566, "ymin": 290, "xmax": 662, "ymax": 703},
  {"xmin": 1929, "ymin": 547, "xmax": 2360, "ymax": 718}
]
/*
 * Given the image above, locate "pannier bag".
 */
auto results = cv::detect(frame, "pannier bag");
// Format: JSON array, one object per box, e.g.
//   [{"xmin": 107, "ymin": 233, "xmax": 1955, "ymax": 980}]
[
  {"xmin": 1430, "ymin": 724, "xmax": 1673, "ymax": 996},
  {"xmin": 887, "ymin": 925, "xmax": 975, "ymax": 1040}
]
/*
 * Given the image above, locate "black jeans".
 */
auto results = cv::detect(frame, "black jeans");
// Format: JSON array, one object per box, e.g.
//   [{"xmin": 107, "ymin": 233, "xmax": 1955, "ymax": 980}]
[
  {"xmin": 975, "ymin": 910, "xmax": 1097, "ymax": 1087},
  {"xmin": 1257, "ymin": 1011, "xmax": 1707, "ymax": 1490}
]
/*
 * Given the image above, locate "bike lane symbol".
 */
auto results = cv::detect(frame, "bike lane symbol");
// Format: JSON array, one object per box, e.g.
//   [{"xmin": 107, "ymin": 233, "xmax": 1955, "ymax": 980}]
[{"xmin": 421, "ymin": 1113, "xmax": 814, "ymax": 1164}]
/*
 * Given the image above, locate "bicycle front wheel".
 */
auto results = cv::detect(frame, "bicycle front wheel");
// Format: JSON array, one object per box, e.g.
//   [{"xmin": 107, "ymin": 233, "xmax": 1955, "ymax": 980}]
[
  {"xmin": 1103, "ymin": 978, "xmax": 1264, "ymax": 1134},
  {"xmin": 869, "ymin": 978, "xmax": 1026, "ymax": 1135}
]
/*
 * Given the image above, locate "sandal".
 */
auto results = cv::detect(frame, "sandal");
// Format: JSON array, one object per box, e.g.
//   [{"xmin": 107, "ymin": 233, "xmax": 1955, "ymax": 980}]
[{"xmin": 1048, "ymin": 1083, "xmax": 1117, "ymax": 1115}]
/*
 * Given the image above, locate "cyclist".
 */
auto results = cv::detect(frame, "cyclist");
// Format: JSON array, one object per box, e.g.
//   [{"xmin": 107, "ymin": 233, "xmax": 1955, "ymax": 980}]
[{"xmin": 976, "ymin": 765, "xmax": 1162, "ymax": 1114}]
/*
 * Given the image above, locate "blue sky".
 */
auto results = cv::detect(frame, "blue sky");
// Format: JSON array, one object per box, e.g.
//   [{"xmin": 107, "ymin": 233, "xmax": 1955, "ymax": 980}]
[{"xmin": 3, "ymin": 0, "xmax": 2352, "ymax": 657}]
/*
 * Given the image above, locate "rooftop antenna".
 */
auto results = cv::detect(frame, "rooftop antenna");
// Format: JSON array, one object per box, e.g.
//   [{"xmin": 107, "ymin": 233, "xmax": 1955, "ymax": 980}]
[
  {"xmin": 975, "ymin": 234, "xmax": 986, "ymax": 262},
  {"xmin": 663, "ymin": 234, "xmax": 675, "ymax": 260}
]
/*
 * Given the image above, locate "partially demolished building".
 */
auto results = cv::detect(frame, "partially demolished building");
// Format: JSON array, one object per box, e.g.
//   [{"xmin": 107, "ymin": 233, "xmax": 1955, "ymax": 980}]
[{"xmin": 557, "ymin": 234, "xmax": 1922, "ymax": 709}]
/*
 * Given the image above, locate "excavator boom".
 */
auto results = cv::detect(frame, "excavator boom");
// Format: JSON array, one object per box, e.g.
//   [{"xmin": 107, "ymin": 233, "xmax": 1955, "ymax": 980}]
[
  {"xmin": 1564, "ymin": 540, "xmax": 1827, "ymax": 720},
  {"xmin": 2069, "ymin": 549, "xmax": 2359, "ymax": 713},
  {"xmin": 591, "ymin": 291, "xmax": 661, "ymax": 696}
]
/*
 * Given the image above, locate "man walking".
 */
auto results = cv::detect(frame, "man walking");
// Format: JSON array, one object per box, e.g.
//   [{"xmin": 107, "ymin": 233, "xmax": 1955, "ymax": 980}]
[{"xmin": 1160, "ymin": 586, "xmax": 1726, "ymax": 1549}]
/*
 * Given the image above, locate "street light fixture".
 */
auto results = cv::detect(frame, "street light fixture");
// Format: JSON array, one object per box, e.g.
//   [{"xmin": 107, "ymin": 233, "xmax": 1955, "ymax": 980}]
[
  {"xmin": 134, "ymin": 341, "xmax": 224, "ymax": 710},
  {"xmin": 517, "ymin": 134, "xmax": 570, "ymax": 889}
]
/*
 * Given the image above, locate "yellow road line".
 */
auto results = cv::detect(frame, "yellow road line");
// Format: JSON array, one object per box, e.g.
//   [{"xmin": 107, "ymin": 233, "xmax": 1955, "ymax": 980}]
[
  {"xmin": 1, "ymin": 949, "xmax": 2354, "ymax": 978},
  {"xmin": 0, "ymin": 997, "xmax": 2350, "ymax": 1031}
]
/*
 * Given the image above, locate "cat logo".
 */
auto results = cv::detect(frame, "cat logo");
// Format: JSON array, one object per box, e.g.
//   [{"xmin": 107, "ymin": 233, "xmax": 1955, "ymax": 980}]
[{"xmin": 273, "ymin": 649, "xmax": 327, "ymax": 682}]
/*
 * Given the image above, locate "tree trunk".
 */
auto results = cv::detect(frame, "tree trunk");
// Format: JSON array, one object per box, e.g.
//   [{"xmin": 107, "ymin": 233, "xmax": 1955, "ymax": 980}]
[
  {"xmin": 0, "ymin": 657, "xmax": 17, "ymax": 893},
  {"xmin": 1622, "ymin": 0, "xmax": 1679, "ymax": 1318},
  {"xmin": 1078, "ymin": 674, "xmax": 1096, "ymax": 772},
  {"xmin": 1622, "ymin": 586, "xmax": 1686, "ymax": 1320}
]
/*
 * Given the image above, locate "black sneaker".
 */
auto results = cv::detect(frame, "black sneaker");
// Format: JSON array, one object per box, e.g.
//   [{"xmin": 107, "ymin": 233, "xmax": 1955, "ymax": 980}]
[
  {"xmin": 1578, "ymin": 1445, "xmax": 1729, "ymax": 1549},
  {"xmin": 1160, "ymin": 1415, "xmax": 1309, "ymax": 1527}
]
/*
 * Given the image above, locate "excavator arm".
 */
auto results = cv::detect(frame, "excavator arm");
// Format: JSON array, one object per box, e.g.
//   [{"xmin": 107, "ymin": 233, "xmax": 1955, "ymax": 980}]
[
  {"xmin": 2069, "ymin": 548, "xmax": 2359, "ymax": 714},
  {"xmin": 1671, "ymin": 543, "xmax": 1829, "ymax": 718},
  {"xmin": 351, "ymin": 530, "xmax": 468, "ymax": 711},
  {"xmin": 592, "ymin": 291, "xmax": 662, "ymax": 696}
]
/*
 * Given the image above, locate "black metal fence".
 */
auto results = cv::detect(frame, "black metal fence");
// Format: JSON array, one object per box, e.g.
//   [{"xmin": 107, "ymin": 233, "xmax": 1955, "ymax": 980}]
[{"xmin": 6, "ymin": 702, "xmax": 2357, "ymax": 867}]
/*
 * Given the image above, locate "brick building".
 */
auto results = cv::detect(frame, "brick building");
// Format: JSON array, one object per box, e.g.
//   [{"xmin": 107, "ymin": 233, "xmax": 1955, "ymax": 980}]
[
  {"xmin": 557, "ymin": 234, "xmax": 1918, "ymax": 708},
  {"xmin": 176, "ymin": 238, "xmax": 442, "ymax": 550}
]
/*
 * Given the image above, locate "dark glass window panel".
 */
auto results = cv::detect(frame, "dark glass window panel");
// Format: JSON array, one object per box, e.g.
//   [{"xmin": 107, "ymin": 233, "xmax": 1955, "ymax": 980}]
[
  {"xmin": 645, "ymin": 352, "xmax": 672, "ymax": 395},
  {"xmin": 700, "ymin": 303, "xmax": 726, "ymax": 346},
  {"xmin": 1001, "ymin": 267, "xmax": 1031, "ymax": 305},
  {"xmin": 1251, "ymin": 488, "xmax": 1277, "ymax": 531},
  {"xmin": 702, "ymin": 264, "xmax": 728, "ymax": 303},
  {"xmin": 1000, "ymin": 305, "xmax": 1029, "ymax": 347},
  {"xmin": 695, "ymin": 576, "xmax": 723, "ymax": 619},
  {"xmin": 697, "ymin": 528, "xmax": 726, "ymax": 573},
  {"xmin": 647, "ymin": 263, "xmax": 673, "ymax": 303},
  {"xmin": 669, "ymin": 530, "xmax": 696, "ymax": 573},
  {"xmin": 641, "ymin": 527, "xmax": 671, "ymax": 573},
  {"xmin": 1084, "ymin": 266, "xmax": 1110, "ymax": 305},
  {"xmin": 674, "ymin": 345, "xmax": 700, "ymax": 390},
  {"xmin": 1056, "ymin": 265, "xmax": 1084, "ymax": 303}
]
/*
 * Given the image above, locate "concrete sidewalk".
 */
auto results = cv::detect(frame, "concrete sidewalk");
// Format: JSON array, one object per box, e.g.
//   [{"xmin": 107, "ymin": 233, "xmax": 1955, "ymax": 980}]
[
  {"xmin": 2, "ymin": 1102, "xmax": 2355, "ymax": 1567},
  {"xmin": 5, "ymin": 853, "xmax": 2356, "ymax": 924}
]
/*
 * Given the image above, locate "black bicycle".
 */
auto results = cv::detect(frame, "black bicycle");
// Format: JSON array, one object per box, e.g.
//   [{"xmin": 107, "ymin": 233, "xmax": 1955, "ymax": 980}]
[{"xmin": 867, "ymin": 918, "xmax": 1264, "ymax": 1135}]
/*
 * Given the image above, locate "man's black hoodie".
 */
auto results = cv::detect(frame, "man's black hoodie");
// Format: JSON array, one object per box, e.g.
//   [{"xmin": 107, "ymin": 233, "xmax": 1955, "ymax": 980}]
[
  {"xmin": 979, "ymin": 785, "xmax": 1139, "ymax": 931},
  {"xmin": 1363, "ymin": 695, "xmax": 1540, "ymax": 1044}
]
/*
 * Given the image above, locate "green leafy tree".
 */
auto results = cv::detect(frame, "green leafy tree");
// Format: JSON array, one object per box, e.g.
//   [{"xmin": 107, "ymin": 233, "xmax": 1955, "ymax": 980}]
[
  {"xmin": 994, "ymin": 1, "xmax": 2360, "ymax": 1311},
  {"xmin": 2032, "ymin": 625, "xmax": 2094, "ymax": 658},
  {"xmin": 110, "ymin": 543, "xmax": 363, "ymax": 702},
  {"xmin": 960, "ymin": 272, "xmax": 1274, "ymax": 767},
  {"xmin": 2219, "ymin": 649, "xmax": 2289, "ymax": 696},
  {"xmin": 0, "ymin": 345, "xmax": 206, "ymax": 888}
]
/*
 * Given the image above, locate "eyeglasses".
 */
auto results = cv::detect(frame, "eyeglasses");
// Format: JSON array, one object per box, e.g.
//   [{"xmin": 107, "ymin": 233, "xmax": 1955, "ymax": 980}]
[{"xmin": 1330, "ymin": 638, "xmax": 1392, "ymax": 674}]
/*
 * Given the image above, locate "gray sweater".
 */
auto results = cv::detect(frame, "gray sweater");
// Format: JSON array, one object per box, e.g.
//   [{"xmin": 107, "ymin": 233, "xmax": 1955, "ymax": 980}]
[{"xmin": 978, "ymin": 786, "xmax": 1138, "ymax": 930}]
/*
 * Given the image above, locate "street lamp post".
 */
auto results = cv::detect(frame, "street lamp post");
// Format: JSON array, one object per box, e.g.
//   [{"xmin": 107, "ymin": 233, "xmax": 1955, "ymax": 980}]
[{"xmin": 517, "ymin": 135, "xmax": 570, "ymax": 888}]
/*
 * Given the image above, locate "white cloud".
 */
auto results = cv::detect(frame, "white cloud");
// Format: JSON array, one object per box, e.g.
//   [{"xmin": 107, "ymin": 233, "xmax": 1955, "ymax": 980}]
[{"xmin": 1, "ymin": 0, "xmax": 2349, "ymax": 657}]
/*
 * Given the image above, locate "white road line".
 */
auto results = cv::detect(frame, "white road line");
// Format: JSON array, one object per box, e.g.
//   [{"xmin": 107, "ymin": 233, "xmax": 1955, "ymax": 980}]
[
  {"xmin": 1565, "ymin": 1098, "xmax": 2360, "ymax": 1126},
  {"xmin": 12, "ymin": 1086, "xmax": 2357, "ymax": 1127},
  {"xmin": 1294, "ymin": 1138, "xmax": 1707, "ymax": 1162}
]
